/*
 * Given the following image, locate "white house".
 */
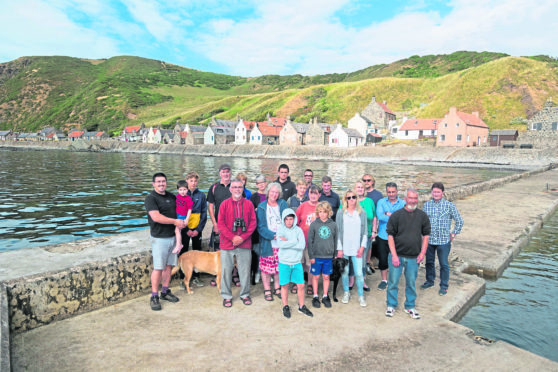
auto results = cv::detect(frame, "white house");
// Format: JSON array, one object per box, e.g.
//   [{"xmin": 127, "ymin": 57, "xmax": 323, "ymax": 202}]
[
  {"xmin": 348, "ymin": 112, "xmax": 375, "ymax": 138},
  {"xmin": 250, "ymin": 124, "xmax": 263, "ymax": 145},
  {"xmin": 329, "ymin": 125, "xmax": 364, "ymax": 147},
  {"xmin": 235, "ymin": 119, "xmax": 255, "ymax": 145},
  {"xmin": 204, "ymin": 126, "xmax": 215, "ymax": 145},
  {"xmin": 394, "ymin": 119, "xmax": 438, "ymax": 140}
]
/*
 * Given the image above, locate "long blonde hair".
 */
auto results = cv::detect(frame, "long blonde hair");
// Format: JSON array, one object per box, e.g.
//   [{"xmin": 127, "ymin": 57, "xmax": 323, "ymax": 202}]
[{"xmin": 342, "ymin": 189, "xmax": 362, "ymax": 215}]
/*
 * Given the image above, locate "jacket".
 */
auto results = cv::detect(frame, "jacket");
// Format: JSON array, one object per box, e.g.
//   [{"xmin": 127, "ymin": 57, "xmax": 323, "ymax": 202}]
[
  {"xmin": 217, "ymin": 197, "xmax": 257, "ymax": 250},
  {"xmin": 257, "ymin": 199, "xmax": 289, "ymax": 257},
  {"xmin": 277, "ymin": 208, "xmax": 306, "ymax": 265},
  {"xmin": 336, "ymin": 208, "xmax": 367, "ymax": 256},
  {"xmin": 186, "ymin": 188, "xmax": 207, "ymax": 234}
]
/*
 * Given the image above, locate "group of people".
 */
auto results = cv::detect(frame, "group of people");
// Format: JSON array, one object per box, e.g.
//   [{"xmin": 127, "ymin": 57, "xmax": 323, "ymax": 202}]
[{"xmin": 144, "ymin": 163, "xmax": 464, "ymax": 319}]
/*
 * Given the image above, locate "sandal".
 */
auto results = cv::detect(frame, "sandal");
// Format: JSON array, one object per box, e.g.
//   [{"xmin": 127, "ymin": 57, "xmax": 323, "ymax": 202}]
[
  {"xmin": 210, "ymin": 278, "xmax": 217, "ymax": 287},
  {"xmin": 306, "ymin": 285, "xmax": 313, "ymax": 295},
  {"xmin": 223, "ymin": 298, "xmax": 232, "ymax": 308},
  {"xmin": 264, "ymin": 289, "xmax": 274, "ymax": 301},
  {"xmin": 232, "ymin": 276, "xmax": 241, "ymax": 287},
  {"xmin": 241, "ymin": 296, "xmax": 252, "ymax": 306},
  {"xmin": 290, "ymin": 284, "xmax": 297, "ymax": 294},
  {"xmin": 274, "ymin": 288, "xmax": 281, "ymax": 299}
]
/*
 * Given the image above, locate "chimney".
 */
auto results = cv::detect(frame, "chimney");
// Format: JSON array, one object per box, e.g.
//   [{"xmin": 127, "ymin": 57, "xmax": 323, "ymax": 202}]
[
  {"xmin": 472, "ymin": 111, "xmax": 479, "ymax": 118},
  {"xmin": 449, "ymin": 107, "xmax": 457, "ymax": 116},
  {"xmin": 383, "ymin": 100, "xmax": 386, "ymax": 105},
  {"xmin": 371, "ymin": 96, "xmax": 376, "ymax": 103},
  {"xmin": 236, "ymin": 113, "xmax": 240, "ymax": 121}
]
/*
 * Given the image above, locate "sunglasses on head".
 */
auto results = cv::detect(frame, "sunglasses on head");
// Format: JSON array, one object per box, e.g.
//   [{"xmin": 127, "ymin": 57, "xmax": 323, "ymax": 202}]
[{"xmin": 346, "ymin": 195, "xmax": 357, "ymax": 200}]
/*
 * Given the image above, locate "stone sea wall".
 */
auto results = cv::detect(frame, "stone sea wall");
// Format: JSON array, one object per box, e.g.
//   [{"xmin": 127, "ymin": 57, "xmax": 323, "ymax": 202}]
[{"xmin": 1, "ymin": 139, "xmax": 557, "ymax": 167}]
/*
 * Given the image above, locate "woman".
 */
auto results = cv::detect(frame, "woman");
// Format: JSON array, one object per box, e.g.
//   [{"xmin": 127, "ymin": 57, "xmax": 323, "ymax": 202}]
[
  {"xmin": 257, "ymin": 182, "xmax": 288, "ymax": 301},
  {"xmin": 336, "ymin": 189, "xmax": 368, "ymax": 307},
  {"xmin": 354, "ymin": 180, "xmax": 377, "ymax": 291},
  {"xmin": 237, "ymin": 172, "xmax": 252, "ymax": 200},
  {"xmin": 250, "ymin": 175, "xmax": 268, "ymax": 284}
]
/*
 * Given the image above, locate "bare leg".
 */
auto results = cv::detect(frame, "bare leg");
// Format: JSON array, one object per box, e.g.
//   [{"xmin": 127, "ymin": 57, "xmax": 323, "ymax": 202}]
[
  {"xmin": 273, "ymin": 274, "xmax": 280, "ymax": 291},
  {"xmin": 151, "ymin": 269, "xmax": 162, "ymax": 293},
  {"xmin": 262, "ymin": 272, "xmax": 271, "ymax": 291},
  {"xmin": 162, "ymin": 265, "xmax": 172, "ymax": 287},
  {"xmin": 281, "ymin": 285, "xmax": 289, "ymax": 306},
  {"xmin": 297, "ymin": 283, "xmax": 306, "ymax": 307},
  {"xmin": 312, "ymin": 274, "xmax": 319, "ymax": 297},
  {"xmin": 323, "ymin": 275, "xmax": 330, "ymax": 296}
]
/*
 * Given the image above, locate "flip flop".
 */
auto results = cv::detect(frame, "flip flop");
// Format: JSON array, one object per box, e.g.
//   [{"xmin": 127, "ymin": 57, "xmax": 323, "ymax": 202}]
[{"xmin": 223, "ymin": 298, "xmax": 232, "ymax": 308}]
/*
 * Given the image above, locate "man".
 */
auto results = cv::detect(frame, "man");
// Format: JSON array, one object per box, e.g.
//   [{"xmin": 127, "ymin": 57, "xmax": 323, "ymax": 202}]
[
  {"xmin": 385, "ymin": 188, "xmax": 431, "ymax": 319},
  {"xmin": 178, "ymin": 171, "xmax": 208, "ymax": 288},
  {"xmin": 318, "ymin": 176, "xmax": 340, "ymax": 221},
  {"xmin": 275, "ymin": 164, "xmax": 296, "ymax": 201},
  {"xmin": 362, "ymin": 174, "xmax": 383, "ymax": 208},
  {"xmin": 375, "ymin": 182, "xmax": 406, "ymax": 290},
  {"xmin": 144, "ymin": 172, "xmax": 186, "ymax": 311},
  {"xmin": 217, "ymin": 178, "xmax": 257, "ymax": 307},
  {"xmin": 421, "ymin": 182, "xmax": 464, "ymax": 296},
  {"xmin": 303, "ymin": 169, "xmax": 320, "ymax": 197}
]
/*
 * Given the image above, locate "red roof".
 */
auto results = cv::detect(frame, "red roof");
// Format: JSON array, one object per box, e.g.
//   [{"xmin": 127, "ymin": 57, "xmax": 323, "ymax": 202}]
[
  {"xmin": 68, "ymin": 131, "xmax": 84, "ymax": 138},
  {"xmin": 368, "ymin": 132, "xmax": 382, "ymax": 137},
  {"xmin": 258, "ymin": 122, "xmax": 282, "ymax": 136},
  {"xmin": 47, "ymin": 132, "xmax": 55, "ymax": 138},
  {"xmin": 242, "ymin": 120, "xmax": 256, "ymax": 130},
  {"xmin": 124, "ymin": 125, "xmax": 141, "ymax": 133},
  {"xmin": 268, "ymin": 117, "xmax": 287, "ymax": 126},
  {"xmin": 180, "ymin": 131, "xmax": 188, "ymax": 139},
  {"xmin": 95, "ymin": 131, "xmax": 105, "ymax": 137},
  {"xmin": 399, "ymin": 119, "xmax": 438, "ymax": 131},
  {"xmin": 456, "ymin": 112, "xmax": 488, "ymax": 128},
  {"xmin": 378, "ymin": 102, "xmax": 394, "ymax": 115}
]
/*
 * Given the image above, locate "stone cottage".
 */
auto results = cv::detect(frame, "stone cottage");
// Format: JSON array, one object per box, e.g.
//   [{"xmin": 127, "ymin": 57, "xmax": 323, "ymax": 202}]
[
  {"xmin": 305, "ymin": 118, "xmax": 334, "ymax": 146},
  {"xmin": 280, "ymin": 119, "xmax": 308, "ymax": 145},
  {"xmin": 528, "ymin": 98, "xmax": 558, "ymax": 132},
  {"xmin": 360, "ymin": 96, "xmax": 396, "ymax": 131}
]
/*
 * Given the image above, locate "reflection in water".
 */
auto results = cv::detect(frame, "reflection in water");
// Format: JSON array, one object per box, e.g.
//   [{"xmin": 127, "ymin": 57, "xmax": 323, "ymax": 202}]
[
  {"xmin": 0, "ymin": 149, "xmax": 515, "ymax": 252},
  {"xmin": 460, "ymin": 212, "xmax": 558, "ymax": 362}
]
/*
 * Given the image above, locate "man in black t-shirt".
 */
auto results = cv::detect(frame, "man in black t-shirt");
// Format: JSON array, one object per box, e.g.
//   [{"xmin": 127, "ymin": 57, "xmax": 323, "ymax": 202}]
[
  {"xmin": 385, "ymin": 188, "xmax": 430, "ymax": 320},
  {"xmin": 207, "ymin": 163, "xmax": 233, "ymax": 249},
  {"xmin": 275, "ymin": 163, "xmax": 296, "ymax": 201},
  {"xmin": 145, "ymin": 172, "xmax": 186, "ymax": 311}
]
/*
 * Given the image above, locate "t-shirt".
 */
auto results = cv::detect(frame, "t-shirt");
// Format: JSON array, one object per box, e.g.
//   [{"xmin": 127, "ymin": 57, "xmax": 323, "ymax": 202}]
[
  {"xmin": 206, "ymin": 181, "xmax": 231, "ymax": 222},
  {"xmin": 386, "ymin": 208, "xmax": 431, "ymax": 258},
  {"xmin": 266, "ymin": 204, "xmax": 281, "ymax": 248},
  {"xmin": 176, "ymin": 193, "xmax": 193, "ymax": 216},
  {"xmin": 366, "ymin": 189, "xmax": 383, "ymax": 208},
  {"xmin": 319, "ymin": 191, "xmax": 341, "ymax": 221},
  {"xmin": 296, "ymin": 201, "xmax": 318, "ymax": 242},
  {"xmin": 145, "ymin": 190, "xmax": 176, "ymax": 238}
]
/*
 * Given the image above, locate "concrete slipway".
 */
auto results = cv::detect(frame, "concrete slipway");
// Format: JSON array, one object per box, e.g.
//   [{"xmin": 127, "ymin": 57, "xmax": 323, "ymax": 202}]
[{"xmin": 4, "ymin": 168, "xmax": 558, "ymax": 371}]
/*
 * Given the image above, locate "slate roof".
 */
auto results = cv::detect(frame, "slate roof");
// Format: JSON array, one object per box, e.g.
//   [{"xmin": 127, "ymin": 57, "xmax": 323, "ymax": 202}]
[
  {"xmin": 213, "ymin": 127, "xmax": 235, "ymax": 136},
  {"xmin": 213, "ymin": 119, "xmax": 237, "ymax": 128},
  {"xmin": 0, "ymin": 130, "xmax": 12, "ymax": 136},
  {"xmin": 291, "ymin": 122, "xmax": 309, "ymax": 134},
  {"xmin": 342, "ymin": 128, "xmax": 364, "ymax": 138},
  {"xmin": 189, "ymin": 125, "xmax": 206, "ymax": 133},
  {"xmin": 490, "ymin": 130, "xmax": 518, "ymax": 136},
  {"xmin": 399, "ymin": 119, "xmax": 438, "ymax": 131}
]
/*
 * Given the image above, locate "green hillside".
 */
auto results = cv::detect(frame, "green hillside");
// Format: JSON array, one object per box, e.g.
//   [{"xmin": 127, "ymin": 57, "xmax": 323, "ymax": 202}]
[{"xmin": 0, "ymin": 52, "xmax": 556, "ymax": 133}]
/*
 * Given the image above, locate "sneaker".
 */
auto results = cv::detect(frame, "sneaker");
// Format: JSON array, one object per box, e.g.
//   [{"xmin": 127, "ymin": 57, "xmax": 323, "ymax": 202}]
[
  {"xmin": 439, "ymin": 288, "xmax": 448, "ymax": 296},
  {"xmin": 282, "ymin": 305, "xmax": 291, "ymax": 319},
  {"xmin": 385, "ymin": 306, "xmax": 395, "ymax": 317},
  {"xmin": 179, "ymin": 280, "xmax": 186, "ymax": 290},
  {"xmin": 366, "ymin": 263, "xmax": 375, "ymax": 275},
  {"xmin": 377, "ymin": 281, "xmax": 388, "ymax": 291},
  {"xmin": 160, "ymin": 289, "xmax": 179, "ymax": 303},
  {"xmin": 420, "ymin": 282, "xmax": 434, "ymax": 290},
  {"xmin": 312, "ymin": 296, "xmax": 321, "ymax": 308},
  {"xmin": 298, "ymin": 305, "xmax": 314, "ymax": 317},
  {"xmin": 192, "ymin": 277, "xmax": 204, "ymax": 287},
  {"xmin": 150, "ymin": 295, "xmax": 161, "ymax": 311},
  {"xmin": 342, "ymin": 292, "xmax": 350, "ymax": 304},
  {"xmin": 322, "ymin": 295, "xmax": 332, "ymax": 308},
  {"xmin": 404, "ymin": 308, "xmax": 421, "ymax": 319},
  {"xmin": 359, "ymin": 296, "xmax": 367, "ymax": 307}
]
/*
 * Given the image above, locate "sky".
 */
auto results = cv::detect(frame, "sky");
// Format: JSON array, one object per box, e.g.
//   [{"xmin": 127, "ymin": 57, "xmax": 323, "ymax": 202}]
[{"xmin": 1, "ymin": 0, "xmax": 557, "ymax": 77}]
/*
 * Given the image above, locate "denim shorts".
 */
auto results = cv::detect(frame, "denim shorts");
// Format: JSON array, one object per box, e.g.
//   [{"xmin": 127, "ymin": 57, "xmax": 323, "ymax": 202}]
[
  {"xmin": 311, "ymin": 258, "xmax": 333, "ymax": 276},
  {"xmin": 177, "ymin": 214, "xmax": 187, "ymax": 220},
  {"xmin": 151, "ymin": 236, "xmax": 177, "ymax": 270},
  {"xmin": 278, "ymin": 262, "xmax": 304, "ymax": 285}
]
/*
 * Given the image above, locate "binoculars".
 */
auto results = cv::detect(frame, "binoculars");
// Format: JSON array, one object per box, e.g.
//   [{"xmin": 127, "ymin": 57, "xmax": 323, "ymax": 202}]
[{"xmin": 233, "ymin": 218, "xmax": 247, "ymax": 232}]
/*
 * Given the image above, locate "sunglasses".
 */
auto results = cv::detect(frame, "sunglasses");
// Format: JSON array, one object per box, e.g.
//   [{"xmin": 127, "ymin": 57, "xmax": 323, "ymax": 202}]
[
  {"xmin": 362, "ymin": 179, "xmax": 372, "ymax": 182},
  {"xmin": 346, "ymin": 195, "xmax": 357, "ymax": 200}
]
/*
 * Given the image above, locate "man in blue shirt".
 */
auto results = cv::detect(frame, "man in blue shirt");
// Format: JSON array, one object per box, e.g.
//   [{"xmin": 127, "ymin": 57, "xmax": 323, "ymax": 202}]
[
  {"xmin": 319, "ymin": 176, "xmax": 341, "ymax": 221},
  {"xmin": 375, "ymin": 182, "xmax": 406, "ymax": 290},
  {"xmin": 421, "ymin": 182, "xmax": 464, "ymax": 296}
]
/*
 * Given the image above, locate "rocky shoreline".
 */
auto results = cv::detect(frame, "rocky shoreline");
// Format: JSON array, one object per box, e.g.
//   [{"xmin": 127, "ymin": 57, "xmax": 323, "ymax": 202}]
[{"xmin": 1, "ymin": 139, "xmax": 557, "ymax": 169}]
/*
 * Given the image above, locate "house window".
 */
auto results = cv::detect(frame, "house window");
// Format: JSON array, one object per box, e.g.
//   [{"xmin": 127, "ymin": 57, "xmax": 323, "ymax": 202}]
[
  {"xmin": 553, "ymin": 122, "xmax": 558, "ymax": 130},
  {"xmin": 456, "ymin": 134, "xmax": 462, "ymax": 142},
  {"xmin": 444, "ymin": 123, "xmax": 448, "ymax": 128},
  {"xmin": 456, "ymin": 123, "xmax": 460, "ymax": 128},
  {"xmin": 258, "ymin": 136, "xmax": 261, "ymax": 140},
  {"xmin": 493, "ymin": 136, "xmax": 497, "ymax": 141},
  {"xmin": 440, "ymin": 135, "xmax": 445, "ymax": 141},
  {"xmin": 467, "ymin": 135, "xmax": 470, "ymax": 142},
  {"xmin": 532, "ymin": 122, "xmax": 542, "ymax": 130},
  {"xmin": 392, "ymin": 128, "xmax": 398, "ymax": 133},
  {"xmin": 405, "ymin": 130, "xmax": 409, "ymax": 136}
]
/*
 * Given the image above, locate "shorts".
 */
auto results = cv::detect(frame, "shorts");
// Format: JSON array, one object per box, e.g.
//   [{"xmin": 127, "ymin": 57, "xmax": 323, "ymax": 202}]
[
  {"xmin": 310, "ymin": 258, "xmax": 333, "ymax": 276},
  {"xmin": 150, "ymin": 236, "xmax": 177, "ymax": 270},
  {"xmin": 278, "ymin": 262, "xmax": 305, "ymax": 286},
  {"xmin": 177, "ymin": 214, "xmax": 187, "ymax": 220}
]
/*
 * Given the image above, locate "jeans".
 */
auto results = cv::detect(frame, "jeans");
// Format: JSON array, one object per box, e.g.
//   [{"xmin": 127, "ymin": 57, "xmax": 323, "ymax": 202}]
[
  {"xmin": 425, "ymin": 242, "xmax": 451, "ymax": 290},
  {"xmin": 342, "ymin": 254, "xmax": 364, "ymax": 297},
  {"xmin": 386, "ymin": 254, "xmax": 418, "ymax": 309},
  {"xmin": 220, "ymin": 248, "xmax": 251, "ymax": 300}
]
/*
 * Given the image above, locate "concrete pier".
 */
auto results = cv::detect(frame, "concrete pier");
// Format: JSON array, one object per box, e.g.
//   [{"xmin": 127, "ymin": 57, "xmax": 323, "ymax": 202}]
[{"xmin": 3, "ymin": 168, "xmax": 558, "ymax": 370}]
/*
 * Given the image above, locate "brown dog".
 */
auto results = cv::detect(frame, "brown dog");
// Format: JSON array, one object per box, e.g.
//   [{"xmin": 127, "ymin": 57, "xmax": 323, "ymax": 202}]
[{"xmin": 171, "ymin": 251, "xmax": 221, "ymax": 294}]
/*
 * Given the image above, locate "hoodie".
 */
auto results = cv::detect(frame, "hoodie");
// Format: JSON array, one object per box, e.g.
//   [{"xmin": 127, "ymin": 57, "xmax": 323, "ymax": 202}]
[
  {"xmin": 307, "ymin": 217, "xmax": 338, "ymax": 259},
  {"xmin": 277, "ymin": 208, "xmax": 306, "ymax": 265}
]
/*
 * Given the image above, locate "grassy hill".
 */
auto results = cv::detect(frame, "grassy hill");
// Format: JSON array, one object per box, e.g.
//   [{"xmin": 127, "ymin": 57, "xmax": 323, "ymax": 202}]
[{"xmin": 0, "ymin": 51, "xmax": 556, "ymax": 133}]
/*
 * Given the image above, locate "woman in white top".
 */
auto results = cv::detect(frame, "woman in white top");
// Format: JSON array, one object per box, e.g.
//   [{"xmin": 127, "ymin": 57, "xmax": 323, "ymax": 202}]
[{"xmin": 336, "ymin": 189, "xmax": 368, "ymax": 307}]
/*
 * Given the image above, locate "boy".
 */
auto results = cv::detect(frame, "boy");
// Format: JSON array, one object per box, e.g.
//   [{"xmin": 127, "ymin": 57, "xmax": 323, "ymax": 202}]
[
  {"xmin": 173, "ymin": 180, "xmax": 192, "ymax": 254},
  {"xmin": 307, "ymin": 201, "xmax": 338, "ymax": 308},
  {"xmin": 277, "ymin": 208, "xmax": 313, "ymax": 318},
  {"xmin": 287, "ymin": 179, "xmax": 308, "ymax": 212}
]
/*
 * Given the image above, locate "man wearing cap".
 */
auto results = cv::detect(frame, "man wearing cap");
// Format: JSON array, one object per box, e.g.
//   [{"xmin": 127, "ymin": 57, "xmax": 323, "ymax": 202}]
[
  {"xmin": 275, "ymin": 163, "xmax": 296, "ymax": 201},
  {"xmin": 145, "ymin": 172, "xmax": 185, "ymax": 311}
]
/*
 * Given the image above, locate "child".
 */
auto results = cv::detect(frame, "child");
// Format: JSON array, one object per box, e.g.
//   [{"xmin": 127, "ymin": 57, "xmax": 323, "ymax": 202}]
[
  {"xmin": 307, "ymin": 201, "xmax": 338, "ymax": 309},
  {"xmin": 286, "ymin": 179, "xmax": 308, "ymax": 211},
  {"xmin": 173, "ymin": 180, "xmax": 193, "ymax": 254},
  {"xmin": 277, "ymin": 208, "xmax": 313, "ymax": 318}
]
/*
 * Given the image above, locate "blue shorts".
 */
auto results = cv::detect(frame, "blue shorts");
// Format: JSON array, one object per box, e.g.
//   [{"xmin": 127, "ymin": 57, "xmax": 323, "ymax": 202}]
[
  {"xmin": 311, "ymin": 258, "xmax": 333, "ymax": 276},
  {"xmin": 177, "ymin": 214, "xmax": 187, "ymax": 220},
  {"xmin": 278, "ymin": 262, "xmax": 304, "ymax": 286},
  {"xmin": 150, "ymin": 236, "xmax": 177, "ymax": 270}
]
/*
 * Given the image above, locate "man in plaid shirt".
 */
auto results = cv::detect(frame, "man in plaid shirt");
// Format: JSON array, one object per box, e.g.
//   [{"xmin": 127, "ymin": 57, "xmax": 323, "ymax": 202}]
[{"xmin": 421, "ymin": 182, "xmax": 464, "ymax": 296}]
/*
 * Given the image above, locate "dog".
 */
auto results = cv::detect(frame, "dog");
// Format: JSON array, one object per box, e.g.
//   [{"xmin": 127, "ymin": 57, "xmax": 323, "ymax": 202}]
[
  {"xmin": 171, "ymin": 251, "xmax": 221, "ymax": 294},
  {"xmin": 330, "ymin": 257, "xmax": 349, "ymax": 302}
]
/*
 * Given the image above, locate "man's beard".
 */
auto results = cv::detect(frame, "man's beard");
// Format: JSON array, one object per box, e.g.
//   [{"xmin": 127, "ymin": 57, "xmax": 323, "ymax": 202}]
[{"xmin": 406, "ymin": 204, "xmax": 417, "ymax": 211}]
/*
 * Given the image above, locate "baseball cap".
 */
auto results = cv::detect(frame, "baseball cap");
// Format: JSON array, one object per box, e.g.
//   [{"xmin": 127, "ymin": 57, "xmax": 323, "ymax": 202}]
[{"xmin": 219, "ymin": 163, "xmax": 231, "ymax": 171}]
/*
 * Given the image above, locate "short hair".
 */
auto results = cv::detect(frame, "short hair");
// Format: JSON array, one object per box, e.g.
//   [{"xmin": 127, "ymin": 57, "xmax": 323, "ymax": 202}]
[
  {"xmin": 236, "ymin": 172, "xmax": 247, "ymax": 182},
  {"xmin": 284, "ymin": 213, "xmax": 296, "ymax": 221},
  {"xmin": 231, "ymin": 178, "xmax": 244, "ymax": 187},
  {"xmin": 255, "ymin": 174, "xmax": 267, "ymax": 184},
  {"xmin": 266, "ymin": 182, "xmax": 283, "ymax": 199},
  {"xmin": 152, "ymin": 172, "xmax": 166, "ymax": 182},
  {"xmin": 385, "ymin": 182, "xmax": 398, "ymax": 190},
  {"xmin": 406, "ymin": 188, "xmax": 419, "ymax": 197},
  {"xmin": 177, "ymin": 180, "xmax": 188, "ymax": 189},
  {"xmin": 322, "ymin": 176, "xmax": 332, "ymax": 184},
  {"xmin": 185, "ymin": 171, "xmax": 199, "ymax": 180},
  {"xmin": 363, "ymin": 173, "xmax": 376, "ymax": 186},
  {"xmin": 304, "ymin": 169, "xmax": 313, "ymax": 175},
  {"xmin": 315, "ymin": 201, "xmax": 333, "ymax": 218},
  {"xmin": 431, "ymin": 182, "xmax": 445, "ymax": 192},
  {"xmin": 278, "ymin": 164, "xmax": 289, "ymax": 172},
  {"xmin": 308, "ymin": 185, "xmax": 320, "ymax": 194},
  {"xmin": 296, "ymin": 178, "xmax": 307, "ymax": 186}
]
